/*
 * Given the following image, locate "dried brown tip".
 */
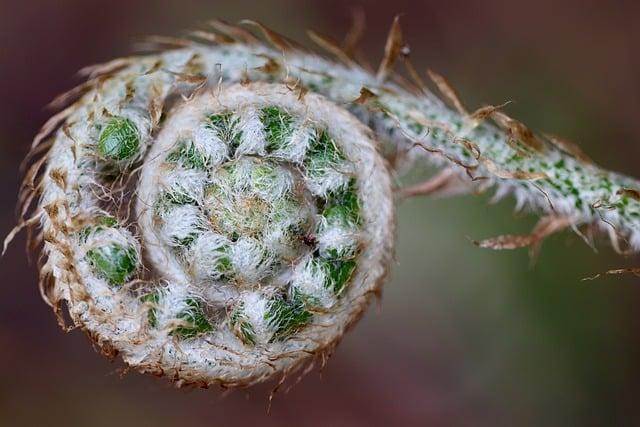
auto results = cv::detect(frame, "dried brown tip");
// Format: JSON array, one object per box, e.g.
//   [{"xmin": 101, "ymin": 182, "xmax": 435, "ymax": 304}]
[
  {"xmin": 47, "ymin": 78, "xmax": 107, "ymax": 110},
  {"xmin": 78, "ymin": 57, "xmax": 131, "ymax": 79},
  {"xmin": 189, "ymin": 30, "xmax": 235, "ymax": 45},
  {"xmin": 3, "ymin": 211, "xmax": 43, "ymax": 256},
  {"xmin": 29, "ymin": 106, "xmax": 75, "ymax": 151},
  {"xmin": 470, "ymin": 102, "xmax": 512, "ymax": 124},
  {"xmin": 253, "ymin": 54, "xmax": 281, "ymax": 75},
  {"xmin": 352, "ymin": 87, "xmax": 378, "ymax": 105},
  {"xmin": 491, "ymin": 110, "xmax": 545, "ymax": 153},
  {"xmin": 616, "ymin": 188, "xmax": 640, "ymax": 201},
  {"xmin": 307, "ymin": 30, "xmax": 355, "ymax": 66},
  {"xmin": 137, "ymin": 35, "xmax": 194, "ymax": 51},
  {"xmin": 147, "ymin": 82, "xmax": 166, "ymax": 130},
  {"xmin": 239, "ymin": 20, "xmax": 298, "ymax": 52},
  {"xmin": 474, "ymin": 215, "xmax": 574, "ymax": 257},
  {"xmin": 426, "ymin": 69, "xmax": 468, "ymax": 115},
  {"xmin": 543, "ymin": 133, "xmax": 594, "ymax": 165},
  {"xmin": 207, "ymin": 19, "xmax": 260, "ymax": 44},
  {"xmin": 377, "ymin": 15, "xmax": 403, "ymax": 81},
  {"xmin": 400, "ymin": 46, "xmax": 431, "ymax": 96},
  {"xmin": 342, "ymin": 6, "xmax": 366, "ymax": 56}
]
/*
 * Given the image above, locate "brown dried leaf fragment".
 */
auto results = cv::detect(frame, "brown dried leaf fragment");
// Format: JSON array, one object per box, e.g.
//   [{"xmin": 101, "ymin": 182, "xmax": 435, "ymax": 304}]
[
  {"xmin": 19, "ymin": 156, "xmax": 46, "ymax": 212},
  {"xmin": 18, "ymin": 139, "xmax": 53, "ymax": 196},
  {"xmin": 173, "ymin": 72, "xmax": 208, "ymax": 86},
  {"xmin": 491, "ymin": 110, "xmax": 545, "ymax": 153},
  {"xmin": 470, "ymin": 102, "xmax": 512, "ymax": 124},
  {"xmin": 78, "ymin": 58, "xmax": 131, "ymax": 79},
  {"xmin": 307, "ymin": 30, "xmax": 355, "ymax": 66},
  {"xmin": 139, "ymin": 35, "xmax": 194, "ymax": 50},
  {"xmin": 148, "ymin": 82, "xmax": 165, "ymax": 129},
  {"xmin": 616, "ymin": 188, "xmax": 640, "ymax": 201},
  {"xmin": 400, "ymin": 46, "xmax": 431, "ymax": 96},
  {"xmin": 352, "ymin": 87, "xmax": 378, "ymax": 105},
  {"xmin": 240, "ymin": 20, "xmax": 296, "ymax": 52},
  {"xmin": 398, "ymin": 168, "xmax": 477, "ymax": 198},
  {"xmin": 207, "ymin": 19, "xmax": 260, "ymax": 44},
  {"xmin": 2, "ymin": 211, "xmax": 43, "ymax": 256},
  {"xmin": 296, "ymin": 85, "xmax": 308, "ymax": 101},
  {"xmin": 543, "ymin": 133, "xmax": 594, "ymax": 165},
  {"xmin": 49, "ymin": 169, "xmax": 67, "ymax": 190},
  {"xmin": 121, "ymin": 79, "xmax": 136, "ymax": 107},
  {"xmin": 453, "ymin": 137, "xmax": 482, "ymax": 161},
  {"xmin": 475, "ymin": 215, "xmax": 574, "ymax": 256},
  {"xmin": 142, "ymin": 60, "xmax": 163, "ymax": 76},
  {"xmin": 342, "ymin": 7, "xmax": 366, "ymax": 56},
  {"xmin": 189, "ymin": 30, "xmax": 235, "ymax": 45},
  {"xmin": 29, "ymin": 105, "xmax": 75, "ymax": 152},
  {"xmin": 377, "ymin": 16, "xmax": 403, "ymax": 81},
  {"xmin": 48, "ymin": 77, "xmax": 106, "ymax": 110},
  {"xmin": 427, "ymin": 69, "xmax": 468, "ymax": 115},
  {"xmin": 253, "ymin": 55, "xmax": 281, "ymax": 75}
]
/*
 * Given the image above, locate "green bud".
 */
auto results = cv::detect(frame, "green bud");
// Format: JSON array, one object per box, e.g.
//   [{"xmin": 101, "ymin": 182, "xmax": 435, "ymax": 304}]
[
  {"xmin": 323, "ymin": 180, "xmax": 361, "ymax": 226},
  {"xmin": 208, "ymin": 112, "xmax": 241, "ymax": 154},
  {"xmin": 166, "ymin": 142, "xmax": 207, "ymax": 170},
  {"xmin": 261, "ymin": 107, "xmax": 294, "ymax": 152},
  {"xmin": 265, "ymin": 293, "xmax": 312, "ymax": 341},
  {"xmin": 321, "ymin": 258, "xmax": 356, "ymax": 294},
  {"xmin": 251, "ymin": 162, "xmax": 280, "ymax": 195},
  {"xmin": 98, "ymin": 117, "xmax": 140, "ymax": 160},
  {"xmin": 173, "ymin": 298, "xmax": 213, "ymax": 338},
  {"xmin": 215, "ymin": 248, "xmax": 233, "ymax": 275},
  {"xmin": 86, "ymin": 244, "xmax": 137, "ymax": 286},
  {"xmin": 304, "ymin": 130, "xmax": 345, "ymax": 176}
]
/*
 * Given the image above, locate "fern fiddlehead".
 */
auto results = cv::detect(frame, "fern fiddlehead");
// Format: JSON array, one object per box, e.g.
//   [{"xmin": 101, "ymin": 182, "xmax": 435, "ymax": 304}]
[{"xmin": 11, "ymin": 18, "xmax": 640, "ymax": 387}]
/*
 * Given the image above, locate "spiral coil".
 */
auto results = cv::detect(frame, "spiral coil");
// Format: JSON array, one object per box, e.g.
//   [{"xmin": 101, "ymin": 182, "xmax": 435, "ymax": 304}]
[
  {"xmin": 34, "ymin": 75, "xmax": 393, "ymax": 386},
  {"xmin": 16, "ymin": 18, "xmax": 640, "ymax": 387}
]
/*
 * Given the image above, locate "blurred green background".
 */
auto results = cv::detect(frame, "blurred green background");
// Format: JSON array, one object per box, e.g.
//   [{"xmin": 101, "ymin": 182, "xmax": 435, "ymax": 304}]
[{"xmin": 1, "ymin": 0, "xmax": 639, "ymax": 425}]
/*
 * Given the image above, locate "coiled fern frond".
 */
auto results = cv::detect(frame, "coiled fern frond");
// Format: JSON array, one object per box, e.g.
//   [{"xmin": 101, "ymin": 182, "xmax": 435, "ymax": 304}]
[{"xmin": 9, "ymin": 18, "xmax": 640, "ymax": 387}]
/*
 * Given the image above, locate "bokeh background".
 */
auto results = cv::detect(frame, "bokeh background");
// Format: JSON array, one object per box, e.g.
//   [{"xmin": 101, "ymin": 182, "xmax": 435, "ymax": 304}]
[{"xmin": 1, "ymin": 0, "xmax": 640, "ymax": 425}]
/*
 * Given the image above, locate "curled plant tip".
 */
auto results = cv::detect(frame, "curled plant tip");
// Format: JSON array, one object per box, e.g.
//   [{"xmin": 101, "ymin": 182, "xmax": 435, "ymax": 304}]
[
  {"xmin": 13, "ymin": 16, "xmax": 640, "ymax": 388},
  {"xmin": 23, "ymin": 78, "xmax": 393, "ymax": 388}
]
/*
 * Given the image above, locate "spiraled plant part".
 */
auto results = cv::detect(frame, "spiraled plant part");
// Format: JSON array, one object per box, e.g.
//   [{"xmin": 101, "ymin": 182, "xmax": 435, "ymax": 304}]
[{"xmin": 9, "ymin": 17, "xmax": 640, "ymax": 388}]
